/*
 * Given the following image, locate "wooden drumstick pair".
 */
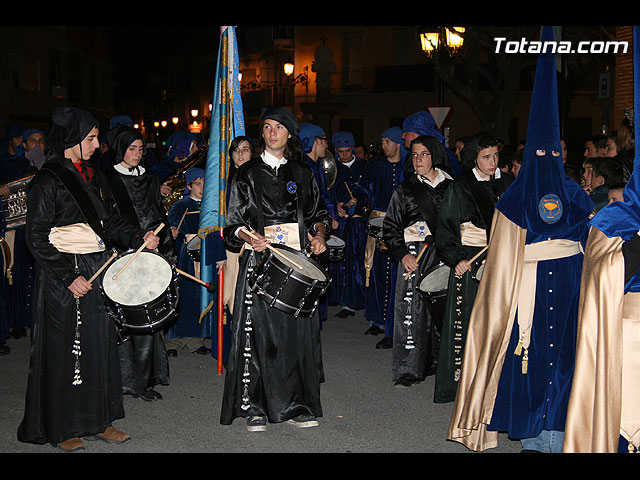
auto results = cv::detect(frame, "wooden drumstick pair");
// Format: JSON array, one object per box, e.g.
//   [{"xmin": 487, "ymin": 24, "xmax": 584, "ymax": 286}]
[
  {"xmin": 239, "ymin": 227, "xmax": 304, "ymax": 270},
  {"xmin": 402, "ymin": 244, "xmax": 489, "ymax": 281}
]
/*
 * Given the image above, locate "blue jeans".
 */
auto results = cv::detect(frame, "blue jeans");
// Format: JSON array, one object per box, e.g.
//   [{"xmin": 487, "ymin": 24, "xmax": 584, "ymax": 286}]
[{"xmin": 521, "ymin": 430, "xmax": 564, "ymax": 453}]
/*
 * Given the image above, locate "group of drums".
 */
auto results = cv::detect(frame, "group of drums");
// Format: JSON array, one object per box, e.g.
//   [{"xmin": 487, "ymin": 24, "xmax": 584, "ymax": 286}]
[{"xmin": 97, "ymin": 217, "xmax": 484, "ymax": 339}]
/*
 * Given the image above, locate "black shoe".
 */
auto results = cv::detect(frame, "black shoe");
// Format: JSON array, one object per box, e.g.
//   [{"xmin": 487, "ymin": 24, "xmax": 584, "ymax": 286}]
[
  {"xmin": 167, "ymin": 349, "xmax": 178, "ymax": 357},
  {"xmin": 194, "ymin": 346, "xmax": 211, "ymax": 355},
  {"xmin": 336, "ymin": 308, "xmax": 355, "ymax": 318},
  {"xmin": 375, "ymin": 336, "xmax": 392, "ymax": 349},
  {"xmin": 133, "ymin": 388, "xmax": 163, "ymax": 401},
  {"xmin": 286, "ymin": 414, "xmax": 318, "ymax": 428},
  {"xmin": 246, "ymin": 416, "xmax": 267, "ymax": 432},
  {"xmin": 364, "ymin": 325, "xmax": 384, "ymax": 335},
  {"xmin": 0, "ymin": 345, "xmax": 9, "ymax": 356}
]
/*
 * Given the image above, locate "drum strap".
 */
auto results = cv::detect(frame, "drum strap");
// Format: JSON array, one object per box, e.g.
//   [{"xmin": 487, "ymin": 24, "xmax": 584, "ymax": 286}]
[
  {"xmin": 287, "ymin": 158, "xmax": 307, "ymax": 250},
  {"xmin": 251, "ymin": 161, "xmax": 265, "ymax": 236},
  {"xmin": 462, "ymin": 169, "xmax": 495, "ymax": 243},
  {"xmin": 408, "ymin": 179, "xmax": 439, "ymax": 235},
  {"xmin": 102, "ymin": 167, "xmax": 140, "ymax": 228},
  {"xmin": 42, "ymin": 163, "xmax": 114, "ymax": 251}
]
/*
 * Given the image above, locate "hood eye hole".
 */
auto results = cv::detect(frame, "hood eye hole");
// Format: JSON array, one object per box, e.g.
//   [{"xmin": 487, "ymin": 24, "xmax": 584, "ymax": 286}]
[
  {"xmin": 536, "ymin": 149, "xmax": 546, "ymax": 156},
  {"xmin": 551, "ymin": 151, "xmax": 561, "ymax": 157}
]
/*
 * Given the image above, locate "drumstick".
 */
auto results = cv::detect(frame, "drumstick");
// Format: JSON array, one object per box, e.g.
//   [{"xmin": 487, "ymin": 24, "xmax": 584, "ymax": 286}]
[
  {"xmin": 344, "ymin": 182, "xmax": 355, "ymax": 200},
  {"xmin": 88, "ymin": 250, "xmax": 118, "ymax": 284},
  {"xmin": 468, "ymin": 245, "xmax": 489, "ymax": 265},
  {"xmin": 176, "ymin": 208, "xmax": 189, "ymax": 232},
  {"xmin": 239, "ymin": 227, "xmax": 304, "ymax": 270},
  {"xmin": 73, "ymin": 250, "xmax": 119, "ymax": 298},
  {"xmin": 176, "ymin": 267, "xmax": 216, "ymax": 293},
  {"xmin": 111, "ymin": 223, "xmax": 165, "ymax": 280},
  {"xmin": 404, "ymin": 243, "xmax": 429, "ymax": 280}
]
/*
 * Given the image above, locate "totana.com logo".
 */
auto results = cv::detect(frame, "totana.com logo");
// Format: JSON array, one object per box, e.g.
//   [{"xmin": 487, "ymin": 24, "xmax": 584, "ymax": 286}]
[{"xmin": 493, "ymin": 37, "xmax": 629, "ymax": 54}]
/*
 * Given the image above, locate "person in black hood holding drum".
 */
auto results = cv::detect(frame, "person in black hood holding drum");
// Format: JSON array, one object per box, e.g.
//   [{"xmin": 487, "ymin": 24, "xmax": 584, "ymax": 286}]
[
  {"xmin": 95, "ymin": 124, "xmax": 176, "ymax": 402},
  {"xmin": 221, "ymin": 107, "xmax": 331, "ymax": 432},
  {"xmin": 382, "ymin": 135, "xmax": 453, "ymax": 387},
  {"xmin": 17, "ymin": 107, "xmax": 160, "ymax": 451}
]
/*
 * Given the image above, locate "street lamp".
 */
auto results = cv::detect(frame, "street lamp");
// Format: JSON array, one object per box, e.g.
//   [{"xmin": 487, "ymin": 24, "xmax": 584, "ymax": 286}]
[
  {"xmin": 283, "ymin": 61, "xmax": 309, "ymax": 88},
  {"xmin": 419, "ymin": 26, "xmax": 465, "ymax": 57}
]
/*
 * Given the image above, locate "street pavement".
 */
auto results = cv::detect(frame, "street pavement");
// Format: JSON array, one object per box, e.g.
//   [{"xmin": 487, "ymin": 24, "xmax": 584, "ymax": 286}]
[{"xmin": 0, "ymin": 304, "xmax": 522, "ymax": 454}]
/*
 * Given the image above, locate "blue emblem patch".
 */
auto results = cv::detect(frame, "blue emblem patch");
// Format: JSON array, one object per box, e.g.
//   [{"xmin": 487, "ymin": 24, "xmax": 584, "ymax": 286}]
[
  {"xmin": 538, "ymin": 194, "xmax": 562, "ymax": 224},
  {"xmin": 287, "ymin": 181, "xmax": 297, "ymax": 194}
]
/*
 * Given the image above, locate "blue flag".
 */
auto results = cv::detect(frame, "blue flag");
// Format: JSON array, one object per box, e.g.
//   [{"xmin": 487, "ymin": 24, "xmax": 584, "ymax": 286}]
[{"xmin": 198, "ymin": 26, "xmax": 245, "ymax": 322}]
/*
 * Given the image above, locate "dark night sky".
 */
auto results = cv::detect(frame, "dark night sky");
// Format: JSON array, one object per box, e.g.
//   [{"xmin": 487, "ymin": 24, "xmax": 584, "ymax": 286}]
[{"xmin": 107, "ymin": 26, "xmax": 221, "ymax": 105}]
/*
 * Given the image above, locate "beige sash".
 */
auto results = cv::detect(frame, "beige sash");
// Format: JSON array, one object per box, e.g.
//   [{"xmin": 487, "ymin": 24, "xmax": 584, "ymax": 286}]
[
  {"xmin": 404, "ymin": 220, "xmax": 431, "ymax": 243},
  {"xmin": 223, "ymin": 246, "xmax": 244, "ymax": 312},
  {"xmin": 48, "ymin": 223, "xmax": 105, "ymax": 254},
  {"xmin": 2, "ymin": 230, "xmax": 15, "ymax": 284},
  {"xmin": 514, "ymin": 239, "xmax": 582, "ymax": 373},
  {"xmin": 460, "ymin": 221, "xmax": 487, "ymax": 247},
  {"xmin": 621, "ymin": 292, "xmax": 640, "ymax": 451},
  {"xmin": 364, "ymin": 210, "xmax": 385, "ymax": 286},
  {"xmin": 244, "ymin": 223, "xmax": 300, "ymax": 251}
]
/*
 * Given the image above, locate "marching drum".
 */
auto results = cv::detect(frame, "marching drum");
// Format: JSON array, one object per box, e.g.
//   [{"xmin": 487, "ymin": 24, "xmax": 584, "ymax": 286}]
[
  {"xmin": 101, "ymin": 251, "xmax": 179, "ymax": 333},
  {"xmin": 186, "ymin": 235, "xmax": 201, "ymax": 262},
  {"xmin": 249, "ymin": 244, "xmax": 331, "ymax": 318},
  {"xmin": 326, "ymin": 236, "xmax": 345, "ymax": 262},
  {"xmin": 417, "ymin": 261, "xmax": 451, "ymax": 299},
  {"xmin": 367, "ymin": 216, "xmax": 390, "ymax": 253},
  {"xmin": 367, "ymin": 216, "xmax": 384, "ymax": 239}
]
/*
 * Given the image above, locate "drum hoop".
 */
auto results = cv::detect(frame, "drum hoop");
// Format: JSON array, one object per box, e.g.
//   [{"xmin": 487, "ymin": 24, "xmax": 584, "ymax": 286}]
[{"xmin": 267, "ymin": 244, "xmax": 329, "ymax": 282}]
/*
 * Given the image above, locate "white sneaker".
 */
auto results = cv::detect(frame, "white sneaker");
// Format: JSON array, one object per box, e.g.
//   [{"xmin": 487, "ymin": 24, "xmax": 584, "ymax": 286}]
[
  {"xmin": 286, "ymin": 414, "xmax": 319, "ymax": 428},
  {"xmin": 246, "ymin": 416, "xmax": 267, "ymax": 432}
]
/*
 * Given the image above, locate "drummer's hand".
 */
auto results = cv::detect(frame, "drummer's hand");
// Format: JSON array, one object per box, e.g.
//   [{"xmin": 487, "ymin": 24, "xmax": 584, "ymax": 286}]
[
  {"xmin": 160, "ymin": 182, "xmax": 172, "ymax": 197},
  {"xmin": 250, "ymin": 233, "xmax": 270, "ymax": 252},
  {"xmin": 310, "ymin": 235, "xmax": 327, "ymax": 255},
  {"xmin": 170, "ymin": 226, "xmax": 180, "ymax": 240},
  {"xmin": 401, "ymin": 253, "xmax": 418, "ymax": 273},
  {"xmin": 144, "ymin": 231, "xmax": 160, "ymax": 250},
  {"xmin": 68, "ymin": 275, "xmax": 92, "ymax": 297},
  {"xmin": 454, "ymin": 259, "xmax": 472, "ymax": 277},
  {"xmin": 346, "ymin": 197, "xmax": 357, "ymax": 208},
  {"xmin": 331, "ymin": 217, "xmax": 339, "ymax": 230},
  {"xmin": 337, "ymin": 202, "xmax": 347, "ymax": 217}
]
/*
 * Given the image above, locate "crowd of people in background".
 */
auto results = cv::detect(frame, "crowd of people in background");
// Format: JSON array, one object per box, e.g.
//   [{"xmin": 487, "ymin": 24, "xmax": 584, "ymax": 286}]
[{"xmin": 0, "ymin": 97, "xmax": 636, "ymax": 452}]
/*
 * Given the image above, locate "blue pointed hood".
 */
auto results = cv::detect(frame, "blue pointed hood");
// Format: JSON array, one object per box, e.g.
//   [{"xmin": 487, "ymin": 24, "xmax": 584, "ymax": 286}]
[{"xmin": 496, "ymin": 26, "xmax": 593, "ymax": 238}]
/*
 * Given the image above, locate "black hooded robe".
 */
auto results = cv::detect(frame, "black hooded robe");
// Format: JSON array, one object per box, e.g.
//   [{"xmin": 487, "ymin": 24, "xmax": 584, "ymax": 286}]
[
  {"xmin": 95, "ymin": 162, "xmax": 175, "ymax": 396},
  {"xmin": 17, "ymin": 154, "xmax": 145, "ymax": 447},
  {"xmin": 433, "ymin": 169, "xmax": 514, "ymax": 403},
  {"xmin": 383, "ymin": 162, "xmax": 452, "ymax": 384},
  {"xmin": 220, "ymin": 156, "xmax": 330, "ymax": 426}
]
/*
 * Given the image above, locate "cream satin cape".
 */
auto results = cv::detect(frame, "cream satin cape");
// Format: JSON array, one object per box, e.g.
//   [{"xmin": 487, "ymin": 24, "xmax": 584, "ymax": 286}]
[
  {"xmin": 563, "ymin": 226, "xmax": 640, "ymax": 453},
  {"xmin": 447, "ymin": 210, "xmax": 526, "ymax": 451}
]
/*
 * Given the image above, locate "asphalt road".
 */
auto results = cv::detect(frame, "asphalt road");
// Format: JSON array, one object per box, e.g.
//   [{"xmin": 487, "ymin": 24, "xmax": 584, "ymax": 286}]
[{"xmin": 0, "ymin": 304, "xmax": 522, "ymax": 455}]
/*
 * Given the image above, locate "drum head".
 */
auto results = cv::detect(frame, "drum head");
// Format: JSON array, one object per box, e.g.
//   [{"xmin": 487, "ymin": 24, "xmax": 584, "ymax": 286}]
[
  {"xmin": 187, "ymin": 236, "xmax": 201, "ymax": 250},
  {"xmin": 326, "ymin": 236, "xmax": 345, "ymax": 247},
  {"xmin": 418, "ymin": 263, "xmax": 451, "ymax": 295},
  {"xmin": 102, "ymin": 251, "xmax": 173, "ymax": 306},
  {"xmin": 369, "ymin": 217, "xmax": 384, "ymax": 227}
]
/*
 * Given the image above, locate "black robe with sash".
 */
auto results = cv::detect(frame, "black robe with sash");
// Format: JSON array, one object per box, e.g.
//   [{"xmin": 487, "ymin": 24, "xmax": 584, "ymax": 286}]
[
  {"xmin": 95, "ymin": 165, "xmax": 175, "ymax": 396},
  {"xmin": 17, "ymin": 153, "xmax": 145, "ymax": 446},
  {"xmin": 383, "ymin": 166, "xmax": 451, "ymax": 384},
  {"xmin": 220, "ymin": 155, "xmax": 330, "ymax": 425},
  {"xmin": 434, "ymin": 168, "xmax": 514, "ymax": 403}
]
